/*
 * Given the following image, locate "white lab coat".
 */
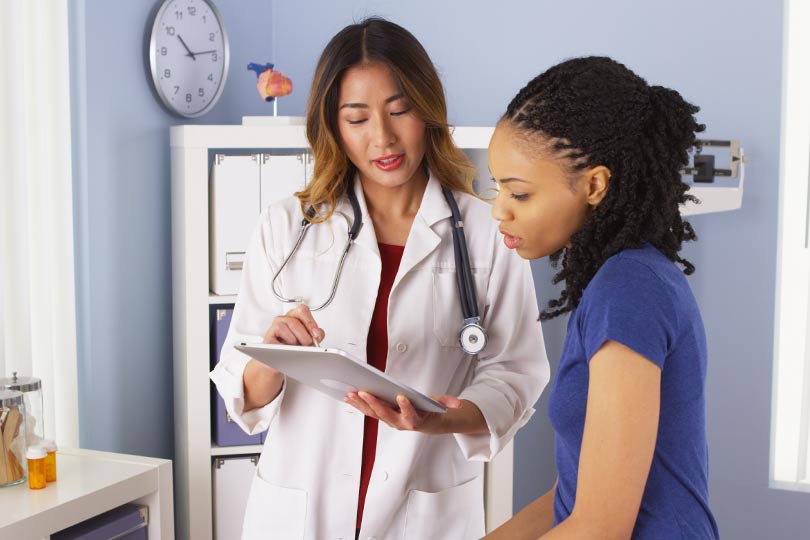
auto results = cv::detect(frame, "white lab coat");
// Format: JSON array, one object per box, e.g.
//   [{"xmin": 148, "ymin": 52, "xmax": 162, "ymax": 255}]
[{"xmin": 210, "ymin": 174, "xmax": 549, "ymax": 540}]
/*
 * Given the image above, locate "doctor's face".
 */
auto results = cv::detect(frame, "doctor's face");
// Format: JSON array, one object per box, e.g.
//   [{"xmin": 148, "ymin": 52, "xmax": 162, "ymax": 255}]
[
  {"xmin": 489, "ymin": 122, "xmax": 592, "ymax": 260},
  {"xmin": 336, "ymin": 62, "xmax": 428, "ymax": 190}
]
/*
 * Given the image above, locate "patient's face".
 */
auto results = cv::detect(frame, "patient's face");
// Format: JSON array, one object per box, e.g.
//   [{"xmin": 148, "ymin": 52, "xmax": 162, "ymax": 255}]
[{"xmin": 488, "ymin": 122, "xmax": 591, "ymax": 260}]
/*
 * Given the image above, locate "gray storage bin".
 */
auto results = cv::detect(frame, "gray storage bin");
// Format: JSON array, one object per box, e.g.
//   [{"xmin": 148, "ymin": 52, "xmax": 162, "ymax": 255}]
[{"xmin": 51, "ymin": 503, "xmax": 147, "ymax": 540}]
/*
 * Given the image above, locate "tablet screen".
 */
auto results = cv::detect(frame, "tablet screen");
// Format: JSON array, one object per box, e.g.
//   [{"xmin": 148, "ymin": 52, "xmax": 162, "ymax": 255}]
[{"xmin": 235, "ymin": 343, "xmax": 447, "ymax": 413}]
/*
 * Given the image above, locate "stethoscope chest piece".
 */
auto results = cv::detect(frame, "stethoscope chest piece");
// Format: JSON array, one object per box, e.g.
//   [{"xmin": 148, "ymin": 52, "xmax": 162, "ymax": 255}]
[{"xmin": 460, "ymin": 320, "xmax": 487, "ymax": 355}]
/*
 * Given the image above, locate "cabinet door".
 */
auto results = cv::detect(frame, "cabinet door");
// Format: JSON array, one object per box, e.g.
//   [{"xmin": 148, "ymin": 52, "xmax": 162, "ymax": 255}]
[
  {"xmin": 210, "ymin": 154, "xmax": 261, "ymax": 295},
  {"xmin": 259, "ymin": 154, "xmax": 307, "ymax": 212},
  {"xmin": 212, "ymin": 455, "xmax": 258, "ymax": 540}
]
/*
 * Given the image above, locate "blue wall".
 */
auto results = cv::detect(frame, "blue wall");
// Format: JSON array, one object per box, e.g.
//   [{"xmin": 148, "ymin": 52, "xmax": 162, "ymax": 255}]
[
  {"xmin": 70, "ymin": 1, "xmax": 809, "ymax": 538},
  {"xmin": 69, "ymin": 0, "xmax": 275, "ymax": 459}
]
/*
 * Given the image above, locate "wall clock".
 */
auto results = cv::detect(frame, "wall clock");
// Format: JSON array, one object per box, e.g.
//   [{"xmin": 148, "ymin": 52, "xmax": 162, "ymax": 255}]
[{"xmin": 149, "ymin": 0, "xmax": 229, "ymax": 117}]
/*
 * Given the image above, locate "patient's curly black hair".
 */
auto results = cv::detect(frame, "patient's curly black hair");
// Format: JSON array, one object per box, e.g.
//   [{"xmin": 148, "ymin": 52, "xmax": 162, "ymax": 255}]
[{"xmin": 503, "ymin": 56, "xmax": 704, "ymax": 320}]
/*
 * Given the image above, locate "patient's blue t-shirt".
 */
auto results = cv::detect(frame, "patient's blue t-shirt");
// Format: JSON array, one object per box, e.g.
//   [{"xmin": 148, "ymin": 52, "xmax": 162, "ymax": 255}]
[{"xmin": 547, "ymin": 244, "xmax": 719, "ymax": 539}]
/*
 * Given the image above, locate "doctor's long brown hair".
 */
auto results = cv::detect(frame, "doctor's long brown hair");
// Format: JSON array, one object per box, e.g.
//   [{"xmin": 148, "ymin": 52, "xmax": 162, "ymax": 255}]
[{"xmin": 297, "ymin": 17, "xmax": 476, "ymax": 222}]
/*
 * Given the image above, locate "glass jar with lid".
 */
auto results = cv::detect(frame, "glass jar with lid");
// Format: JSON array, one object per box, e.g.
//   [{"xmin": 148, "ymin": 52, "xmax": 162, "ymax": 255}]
[
  {"xmin": 0, "ymin": 372, "xmax": 43, "ymax": 447},
  {"xmin": 0, "ymin": 389, "xmax": 27, "ymax": 487}
]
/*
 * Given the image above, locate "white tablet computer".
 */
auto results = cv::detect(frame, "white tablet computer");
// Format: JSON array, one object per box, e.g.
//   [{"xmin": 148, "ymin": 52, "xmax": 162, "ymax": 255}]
[{"xmin": 235, "ymin": 343, "xmax": 447, "ymax": 414}]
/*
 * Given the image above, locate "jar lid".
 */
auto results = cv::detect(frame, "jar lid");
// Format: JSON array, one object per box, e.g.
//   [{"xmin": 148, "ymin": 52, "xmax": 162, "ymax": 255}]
[
  {"xmin": 41, "ymin": 439, "xmax": 57, "ymax": 452},
  {"xmin": 0, "ymin": 389, "xmax": 23, "ymax": 408},
  {"xmin": 26, "ymin": 446, "xmax": 47, "ymax": 460},
  {"xmin": 0, "ymin": 372, "xmax": 41, "ymax": 392}
]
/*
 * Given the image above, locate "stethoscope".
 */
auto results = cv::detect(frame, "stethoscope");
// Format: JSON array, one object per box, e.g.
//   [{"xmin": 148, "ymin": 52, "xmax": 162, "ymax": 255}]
[{"xmin": 271, "ymin": 179, "xmax": 488, "ymax": 355}]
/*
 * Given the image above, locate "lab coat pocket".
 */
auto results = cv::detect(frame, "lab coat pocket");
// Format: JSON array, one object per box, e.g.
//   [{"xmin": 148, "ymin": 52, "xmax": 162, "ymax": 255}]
[
  {"xmin": 403, "ymin": 475, "xmax": 485, "ymax": 540},
  {"xmin": 432, "ymin": 268, "xmax": 489, "ymax": 347},
  {"xmin": 241, "ymin": 471, "xmax": 307, "ymax": 540}
]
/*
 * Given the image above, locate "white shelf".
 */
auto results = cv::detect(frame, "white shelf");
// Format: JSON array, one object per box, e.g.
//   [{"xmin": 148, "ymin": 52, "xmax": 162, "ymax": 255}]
[
  {"xmin": 209, "ymin": 294, "xmax": 237, "ymax": 305},
  {"xmin": 211, "ymin": 444, "xmax": 264, "ymax": 457},
  {"xmin": 170, "ymin": 123, "xmax": 494, "ymax": 150},
  {"xmin": 171, "ymin": 124, "xmax": 310, "ymax": 149},
  {"xmin": 0, "ymin": 448, "xmax": 173, "ymax": 540}
]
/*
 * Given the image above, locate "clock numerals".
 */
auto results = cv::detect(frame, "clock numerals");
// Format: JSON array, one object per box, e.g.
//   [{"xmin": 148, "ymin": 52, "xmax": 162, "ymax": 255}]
[{"xmin": 166, "ymin": 26, "xmax": 175, "ymax": 36}]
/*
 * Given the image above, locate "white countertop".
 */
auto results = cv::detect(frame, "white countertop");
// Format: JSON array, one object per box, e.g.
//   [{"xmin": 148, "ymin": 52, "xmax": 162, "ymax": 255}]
[{"xmin": 0, "ymin": 447, "xmax": 173, "ymax": 540}]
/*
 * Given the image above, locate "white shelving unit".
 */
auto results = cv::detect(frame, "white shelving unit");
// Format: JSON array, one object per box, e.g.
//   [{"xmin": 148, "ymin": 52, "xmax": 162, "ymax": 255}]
[
  {"xmin": 208, "ymin": 294, "xmax": 236, "ymax": 305},
  {"xmin": 0, "ymin": 448, "xmax": 173, "ymax": 539},
  {"xmin": 170, "ymin": 123, "xmax": 513, "ymax": 540},
  {"xmin": 210, "ymin": 443, "xmax": 263, "ymax": 457}
]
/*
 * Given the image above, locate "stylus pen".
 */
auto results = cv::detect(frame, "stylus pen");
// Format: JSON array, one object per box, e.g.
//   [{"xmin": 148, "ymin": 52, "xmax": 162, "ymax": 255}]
[{"xmin": 294, "ymin": 299, "xmax": 322, "ymax": 348}]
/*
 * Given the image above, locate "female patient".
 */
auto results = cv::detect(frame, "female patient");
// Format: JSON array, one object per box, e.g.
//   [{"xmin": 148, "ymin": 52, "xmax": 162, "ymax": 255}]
[
  {"xmin": 211, "ymin": 18, "xmax": 548, "ymax": 540},
  {"xmin": 487, "ymin": 57, "xmax": 719, "ymax": 539}
]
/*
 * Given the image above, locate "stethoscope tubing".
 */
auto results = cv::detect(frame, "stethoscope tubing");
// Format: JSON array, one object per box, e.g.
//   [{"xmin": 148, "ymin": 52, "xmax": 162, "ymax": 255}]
[
  {"xmin": 271, "ymin": 214, "xmax": 355, "ymax": 312},
  {"xmin": 271, "ymin": 180, "xmax": 486, "ymax": 352},
  {"xmin": 443, "ymin": 186, "xmax": 479, "ymax": 322},
  {"xmin": 271, "ymin": 178, "xmax": 363, "ymax": 311}
]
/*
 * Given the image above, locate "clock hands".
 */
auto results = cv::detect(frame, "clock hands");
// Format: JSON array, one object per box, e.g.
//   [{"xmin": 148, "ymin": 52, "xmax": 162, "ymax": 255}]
[
  {"xmin": 177, "ymin": 35, "xmax": 196, "ymax": 61},
  {"xmin": 175, "ymin": 35, "xmax": 218, "ymax": 60},
  {"xmin": 176, "ymin": 32, "xmax": 220, "ymax": 63}
]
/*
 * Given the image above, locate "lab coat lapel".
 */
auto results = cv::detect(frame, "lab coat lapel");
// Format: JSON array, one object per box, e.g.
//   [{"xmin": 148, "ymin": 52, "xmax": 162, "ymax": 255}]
[
  {"xmin": 394, "ymin": 174, "xmax": 451, "ymax": 288},
  {"xmin": 333, "ymin": 173, "xmax": 451, "ymax": 283}
]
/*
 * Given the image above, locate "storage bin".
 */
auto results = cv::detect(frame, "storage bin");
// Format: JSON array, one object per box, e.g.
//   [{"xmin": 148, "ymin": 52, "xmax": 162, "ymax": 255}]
[{"xmin": 51, "ymin": 503, "xmax": 148, "ymax": 540}]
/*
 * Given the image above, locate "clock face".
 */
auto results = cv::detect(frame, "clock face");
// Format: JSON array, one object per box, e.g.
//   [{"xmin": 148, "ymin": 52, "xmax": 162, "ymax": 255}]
[{"xmin": 150, "ymin": 0, "xmax": 229, "ymax": 117}]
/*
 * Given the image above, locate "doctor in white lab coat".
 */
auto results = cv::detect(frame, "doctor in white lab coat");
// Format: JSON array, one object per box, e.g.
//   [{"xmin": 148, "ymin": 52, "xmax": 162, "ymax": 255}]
[{"xmin": 210, "ymin": 18, "xmax": 549, "ymax": 540}]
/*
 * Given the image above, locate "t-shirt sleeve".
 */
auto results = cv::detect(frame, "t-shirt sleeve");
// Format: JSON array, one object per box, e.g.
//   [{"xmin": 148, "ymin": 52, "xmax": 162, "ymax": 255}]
[{"xmin": 578, "ymin": 256, "xmax": 678, "ymax": 369}]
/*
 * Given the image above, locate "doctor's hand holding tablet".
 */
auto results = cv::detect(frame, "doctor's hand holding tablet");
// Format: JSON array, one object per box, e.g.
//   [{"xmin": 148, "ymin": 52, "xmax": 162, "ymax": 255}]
[
  {"xmin": 240, "ymin": 303, "xmax": 458, "ymax": 429},
  {"xmin": 238, "ymin": 303, "xmax": 324, "ymax": 414},
  {"xmin": 210, "ymin": 17, "xmax": 549, "ymax": 540}
]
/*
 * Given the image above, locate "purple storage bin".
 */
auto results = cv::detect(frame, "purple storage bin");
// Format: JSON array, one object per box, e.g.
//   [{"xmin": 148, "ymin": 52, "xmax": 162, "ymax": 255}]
[
  {"xmin": 211, "ymin": 307, "xmax": 264, "ymax": 446},
  {"xmin": 51, "ymin": 503, "xmax": 147, "ymax": 540}
]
